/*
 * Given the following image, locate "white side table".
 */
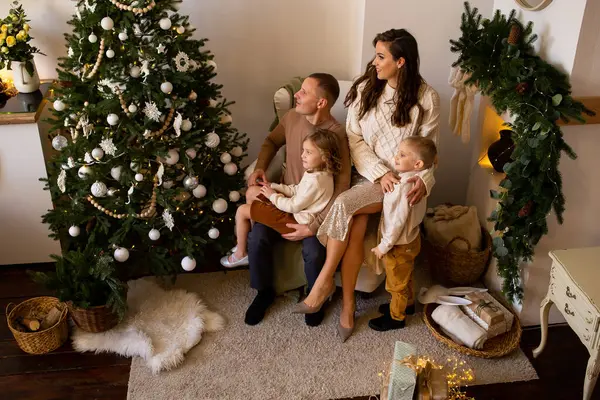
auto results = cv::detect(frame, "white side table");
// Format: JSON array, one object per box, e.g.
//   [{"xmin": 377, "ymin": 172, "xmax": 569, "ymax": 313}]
[{"xmin": 533, "ymin": 247, "xmax": 600, "ymax": 400}]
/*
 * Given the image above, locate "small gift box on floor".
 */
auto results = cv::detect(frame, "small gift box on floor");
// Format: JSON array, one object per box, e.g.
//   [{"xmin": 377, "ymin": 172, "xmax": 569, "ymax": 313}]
[
  {"xmin": 381, "ymin": 341, "xmax": 448, "ymax": 400},
  {"xmin": 461, "ymin": 291, "xmax": 514, "ymax": 339}
]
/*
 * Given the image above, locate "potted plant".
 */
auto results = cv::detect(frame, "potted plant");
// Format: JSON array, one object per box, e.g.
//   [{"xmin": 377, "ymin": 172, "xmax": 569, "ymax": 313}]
[
  {"xmin": 0, "ymin": 1, "xmax": 44, "ymax": 93},
  {"xmin": 29, "ymin": 246, "xmax": 127, "ymax": 333}
]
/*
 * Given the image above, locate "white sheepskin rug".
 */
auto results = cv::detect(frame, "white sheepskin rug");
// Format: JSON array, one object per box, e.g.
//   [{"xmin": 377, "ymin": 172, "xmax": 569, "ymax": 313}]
[{"xmin": 72, "ymin": 278, "xmax": 225, "ymax": 374}]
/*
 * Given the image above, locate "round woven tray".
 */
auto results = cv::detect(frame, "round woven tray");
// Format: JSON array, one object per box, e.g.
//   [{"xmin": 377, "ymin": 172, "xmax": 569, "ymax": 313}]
[{"xmin": 423, "ymin": 297, "xmax": 522, "ymax": 359}]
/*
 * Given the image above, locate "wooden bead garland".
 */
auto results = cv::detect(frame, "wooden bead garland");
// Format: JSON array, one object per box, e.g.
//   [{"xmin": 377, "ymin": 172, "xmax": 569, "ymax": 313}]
[
  {"xmin": 87, "ymin": 177, "xmax": 159, "ymax": 219},
  {"xmin": 114, "ymin": 87, "xmax": 131, "ymax": 117},
  {"xmin": 109, "ymin": 0, "xmax": 156, "ymax": 14},
  {"xmin": 84, "ymin": 38, "xmax": 105, "ymax": 79},
  {"xmin": 144, "ymin": 107, "xmax": 176, "ymax": 138}
]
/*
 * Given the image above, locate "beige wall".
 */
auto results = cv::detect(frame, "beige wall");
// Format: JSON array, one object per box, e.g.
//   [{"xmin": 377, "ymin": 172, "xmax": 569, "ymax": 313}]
[
  {"xmin": 0, "ymin": 0, "xmax": 365, "ymax": 162},
  {"xmin": 361, "ymin": 0, "xmax": 494, "ymax": 206}
]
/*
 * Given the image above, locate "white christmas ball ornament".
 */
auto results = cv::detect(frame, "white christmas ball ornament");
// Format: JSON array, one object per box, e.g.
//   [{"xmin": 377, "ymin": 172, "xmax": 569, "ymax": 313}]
[
  {"xmin": 92, "ymin": 148, "xmax": 104, "ymax": 160},
  {"xmin": 53, "ymin": 99, "xmax": 66, "ymax": 111},
  {"xmin": 106, "ymin": 49, "xmax": 115, "ymax": 58},
  {"xmin": 160, "ymin": 81, "xmax": 173, "ymax": 94},
  {"xmin": 130, "ymin": 65, "xmax": 141, "ymax": 78},
  {"xmin": 148, "ymin": 229, "xmax": 160, "ymax": 241},
  {"xmin": 176, "ymin": 26, "xmax": 185, "ymax": 34},
  {"xmin": 208, "ymin": 227, "xmax": 220, "ymax": 239},
  {"xmin": 101, "ymin": 16, "xmax": 114, "ymax": 30},
  {"xmin": 220, "ymin": 114, "xmax": 233, "ymax": 124},
  {"xmin": 135, "ymin": 173, "xmax": 144, "ymax": 182},
  {"xmin": 183, "ymin": 175, "xmax": 199, "ymax": 190},
  {"xmin": 88, "ymin": 33, "xmax": 98, "ymax": 43},
  {"xmin": 209, "ymin": 98, "xmax": 219, "ymax": 108},
  {"xmin": 128, "ymin": 104, "xmax": 137, "ymax": 113},
  {"xmin": 181, "ymin": 256, "xmax": 196, "ymax": 271},
  {"xmin": 111, "ymin": 166, "xmax": 123, "ymax": 180},
  {"xmin": 107, "ymin": 187, "xmax": 118, "ymax": 196},
  {"xmin": 212, "ymin": 198, "xmax": 228, "ymax": 214},
  {"xmin": 107, "ymin": 113, "xmax": 119, "ymax": 126},
  {"xmin": 130, "ymin": 162, "xmax": 140, "ymax": 172},
  {"xmin": 165, "ymin": 149, "xmax": 180, "ymax": 165},
  {"xmin": 52, "ymin": 135, "xmax": 68, "ymax": 151},
  {"xmin": 91, "ymin": 181, "xmax": 108, "ymax": 197},
  {"xmin": 206, "ymin": 59, "xmax": 217, "ymax": 72},
  {"xmin": 69, "ymin": 226, "xmax": 81, "ymax": 237},
  {"xmin": 229, "ymin": 191, "xmax": 241, "ymax": 202},
  {"xmin": 185, "ymin": 148, "xmax": 197, "ymax": 159},
  {"xmin": 192, "ymin": 184, "xmax": 207, "ymax": 198},
  {"xmin": 159, "ymin": 17, "xmax": 172, "ymax": 30},
  {"xmin": 231, "ymin": 146, "xmax": 243, "ymax": 157},
  {"xmin": 118, "ymin": 32, "xmax": 128, "ymax": 41},
  {"xmin": 205, "ymin": 132, "xmax": 220, "ymax": 148},
  {"xmin": 224, "ymin": 162, "xmax": 238, "ymax": 176},
  {"xmin": 181, "ymin": 119, "xmax": 192, "ymax": 131},
  {"xmin": 220, "ymin": 152, "xmax": 232, "ymax": 164},
  {"xmin": 163, "ymin": 180, "xmax": 174, "ymax": 189},
  {"xmin": 78, "ymin": 165, "xmax": 92, "ymax": 179},
  {"xmin": 114, "ymin": 247, "xmax": 130, "ymax": 262}
]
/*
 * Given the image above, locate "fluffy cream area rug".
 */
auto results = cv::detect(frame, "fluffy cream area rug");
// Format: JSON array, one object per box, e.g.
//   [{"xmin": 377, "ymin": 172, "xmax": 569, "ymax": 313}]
[{"xmin": 72, "ymin": 278, "xmax": 225, "ymax": 374}]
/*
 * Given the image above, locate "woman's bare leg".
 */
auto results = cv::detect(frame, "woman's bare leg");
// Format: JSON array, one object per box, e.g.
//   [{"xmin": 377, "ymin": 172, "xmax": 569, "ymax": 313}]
[
  {"xmin": 303, "ymin": 202, "xmax": 382, "ymax": 309},
  {"xmin": 340, "ymin": 202, "xmax": 383, "ymax": 329}
]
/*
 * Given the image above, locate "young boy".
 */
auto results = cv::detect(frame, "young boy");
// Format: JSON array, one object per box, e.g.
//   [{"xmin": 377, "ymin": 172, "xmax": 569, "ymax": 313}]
[{"xmin": 369, "ymin": 136, "xmax": 437, "ymax": 331}]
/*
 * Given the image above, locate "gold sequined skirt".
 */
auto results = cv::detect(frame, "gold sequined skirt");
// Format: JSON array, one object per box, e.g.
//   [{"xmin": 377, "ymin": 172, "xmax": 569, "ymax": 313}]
[{"xmin": 317, "ymin": 171, "xmax": 384, "ymax": 247}]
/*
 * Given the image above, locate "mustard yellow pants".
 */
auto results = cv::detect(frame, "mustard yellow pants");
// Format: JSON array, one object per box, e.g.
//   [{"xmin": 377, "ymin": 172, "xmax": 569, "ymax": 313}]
[{"xmin": 383, "ymin": 235, "xmax": 421, "ymax": 321}]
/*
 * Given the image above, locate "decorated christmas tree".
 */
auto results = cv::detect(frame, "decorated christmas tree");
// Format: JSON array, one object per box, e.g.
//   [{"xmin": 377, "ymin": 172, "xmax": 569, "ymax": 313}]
[{"xmin": 43, "ymin": 0, "xmax": 248, "ymax": 279}]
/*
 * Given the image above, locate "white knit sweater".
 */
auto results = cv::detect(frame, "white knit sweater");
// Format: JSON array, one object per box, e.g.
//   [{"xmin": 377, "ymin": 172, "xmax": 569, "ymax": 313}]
[
  {"xmin": 377, "ymin": 171, "xmax": 428, "ymax": 254},
  {"xmin": 347, "ymin": 82, "xmax": 441, "ymax": 193},
  {"xmin": 269, "ymin": 170, "xmax": 334, "ymax": 226}
]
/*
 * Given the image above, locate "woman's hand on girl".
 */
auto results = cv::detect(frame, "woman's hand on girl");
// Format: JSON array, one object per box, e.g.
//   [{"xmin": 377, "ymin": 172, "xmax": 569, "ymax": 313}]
[
  {"xmin": 259, "ymin": 184, "xmax": 276, "ymax": 198},
  {"xmin": 379, "ymin": 171, "xmax": 400, "ymax": 193}
]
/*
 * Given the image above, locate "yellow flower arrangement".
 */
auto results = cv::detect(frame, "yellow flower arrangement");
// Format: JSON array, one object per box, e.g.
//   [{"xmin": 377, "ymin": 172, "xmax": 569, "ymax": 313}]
[{"xmin": 0, "ymin": 2, "xmax": 44, "ymax": 75}]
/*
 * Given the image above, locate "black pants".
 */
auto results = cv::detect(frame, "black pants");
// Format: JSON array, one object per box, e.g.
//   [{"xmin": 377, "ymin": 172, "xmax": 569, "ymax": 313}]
[{"xmin": 248, "ymin": 222, "xmax": 326, "ymax": 291}]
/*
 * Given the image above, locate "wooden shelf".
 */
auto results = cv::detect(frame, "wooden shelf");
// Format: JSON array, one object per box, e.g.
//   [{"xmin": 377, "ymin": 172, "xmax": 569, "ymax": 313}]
[
  {"xmin": 558, "ymin": 96, "xmax": 600, "ymax": 126},
  {"xmin": 0, "ymin": 81, "xmax": 53, "ymax": 126}
]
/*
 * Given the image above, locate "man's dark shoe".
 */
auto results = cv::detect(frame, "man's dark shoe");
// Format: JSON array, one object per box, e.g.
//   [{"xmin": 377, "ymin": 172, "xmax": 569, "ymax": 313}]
[
  {"xmin": 244, "ymin": 288, "xmax": 275, "ymax": 326},
  {"xmin": 305, "ymin": 307, "xmax": 325, "ymax": 327}
]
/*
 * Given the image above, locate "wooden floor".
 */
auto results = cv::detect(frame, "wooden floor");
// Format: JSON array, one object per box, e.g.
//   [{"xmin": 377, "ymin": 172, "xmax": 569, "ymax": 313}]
[{"xmin": 2, "ymin": 263, "xmax": 599, "ymax": 400}]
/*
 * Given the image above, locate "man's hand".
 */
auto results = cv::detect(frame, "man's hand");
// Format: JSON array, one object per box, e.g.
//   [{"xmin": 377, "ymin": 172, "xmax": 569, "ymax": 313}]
[
  {"xmin": 248, "ymin": 168, "xmax": 268, "ymax": 187},
  {"xmin": 259, "ymin": 185, "xmax": 276, "ymax": 199},
  {"xmin": 371, "ymin": 247, "xmax": 384, "ymax": 259},
  {"xmin": 405, "ymin": 176, "xmax": 426, "ymax": 206},
  {"xmin": 379, "ymin": 171, "xmax": 400, "ymax": 193},
  {"xmin": 282, "ymin": 223, "xmax": 313, "ymax": 241}
]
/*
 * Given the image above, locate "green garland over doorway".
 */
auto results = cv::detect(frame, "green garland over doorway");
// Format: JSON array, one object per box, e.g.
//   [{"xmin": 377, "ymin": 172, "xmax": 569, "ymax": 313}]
[{"xmin": 450, "ymin": 2, "xmax": 594, "ymax": 300}]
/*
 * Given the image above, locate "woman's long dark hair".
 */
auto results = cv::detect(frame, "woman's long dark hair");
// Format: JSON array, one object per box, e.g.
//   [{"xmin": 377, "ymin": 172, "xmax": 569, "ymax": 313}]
[{"xmin": 345, "ymin": 29, "xmax": 424, "ymax": 127}]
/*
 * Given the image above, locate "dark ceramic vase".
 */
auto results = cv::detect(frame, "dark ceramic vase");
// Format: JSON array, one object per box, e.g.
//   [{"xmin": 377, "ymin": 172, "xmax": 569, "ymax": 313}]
[{"xmin": 487, "ymin": 129, "xmax": 515, "ymax": 173}]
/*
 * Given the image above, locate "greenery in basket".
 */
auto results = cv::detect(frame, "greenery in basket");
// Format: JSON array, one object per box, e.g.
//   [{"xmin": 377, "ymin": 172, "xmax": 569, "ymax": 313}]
[
  {"xmin": 0, "ymin": 1, "xmax": 44, "ymax": 76},
  {"xmin": 29, "ymin": 246, "xmax": 127, "ymax": 321}
]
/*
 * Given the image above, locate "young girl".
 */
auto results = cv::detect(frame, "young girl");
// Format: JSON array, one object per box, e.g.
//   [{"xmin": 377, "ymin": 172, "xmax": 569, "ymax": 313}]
[{"xmin": 220, "ymin": 129, "xmax": 342, "ymax": 267}]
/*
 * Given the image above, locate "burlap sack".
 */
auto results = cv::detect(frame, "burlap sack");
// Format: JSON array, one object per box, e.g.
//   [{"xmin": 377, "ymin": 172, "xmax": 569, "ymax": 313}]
[{"xmin": 423, "ymin": 205, "xmax": 482, "ymax": 251}]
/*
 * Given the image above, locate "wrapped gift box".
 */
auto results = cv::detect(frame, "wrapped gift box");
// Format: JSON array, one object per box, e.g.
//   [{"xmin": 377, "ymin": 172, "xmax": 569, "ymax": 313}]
[
  {"xmin": 415, "ymin": 362, "xmax": 449, "ymax": 400},
  {"xmin": 386, "ymin": 341, "xmax": 417, "ymax": 400},
  {"xmin": 462, "ymin": 291, "xmax": 514, "ymax": 338}
]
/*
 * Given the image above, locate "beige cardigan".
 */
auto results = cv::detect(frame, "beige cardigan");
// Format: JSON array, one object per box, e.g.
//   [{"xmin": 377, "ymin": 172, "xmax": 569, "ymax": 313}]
[
  {"xmin": 346, "ymin": 82, "xmax": 440, "ymax": 194},
  {"xmin": 269, "ymin": 170, "xmax": 335, "ymax": 226}
]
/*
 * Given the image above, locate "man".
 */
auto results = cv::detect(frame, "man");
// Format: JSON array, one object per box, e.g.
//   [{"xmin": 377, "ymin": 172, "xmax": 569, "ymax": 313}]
[{"xmin": 244, "ymin": 73, "xmax": 351, "ymax": 326}]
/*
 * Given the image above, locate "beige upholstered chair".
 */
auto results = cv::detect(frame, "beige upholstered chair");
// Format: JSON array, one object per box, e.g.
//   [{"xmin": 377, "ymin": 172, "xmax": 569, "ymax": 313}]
[{"xmin": 245, "ymin": 79, "xmax": 385, "ymax": 294}]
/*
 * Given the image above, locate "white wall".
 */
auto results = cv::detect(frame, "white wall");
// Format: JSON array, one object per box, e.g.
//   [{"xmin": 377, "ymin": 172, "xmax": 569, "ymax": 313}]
[
  {"xmin": 361, "ymin": 0, "xmax": 494, "ymax": 207},
  {"xmin": 0, "ymin": 0, "xmax": 365, "ymax": 162},
  {"xmin": 470, "ymin": 0, "xmax": 600, "ymax": 325}
]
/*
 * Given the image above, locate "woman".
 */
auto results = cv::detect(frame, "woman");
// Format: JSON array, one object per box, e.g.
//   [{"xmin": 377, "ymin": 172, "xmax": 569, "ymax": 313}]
[{"xmin": 292, "ymin": 29, "xmax": 440, "ymax": 341}]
